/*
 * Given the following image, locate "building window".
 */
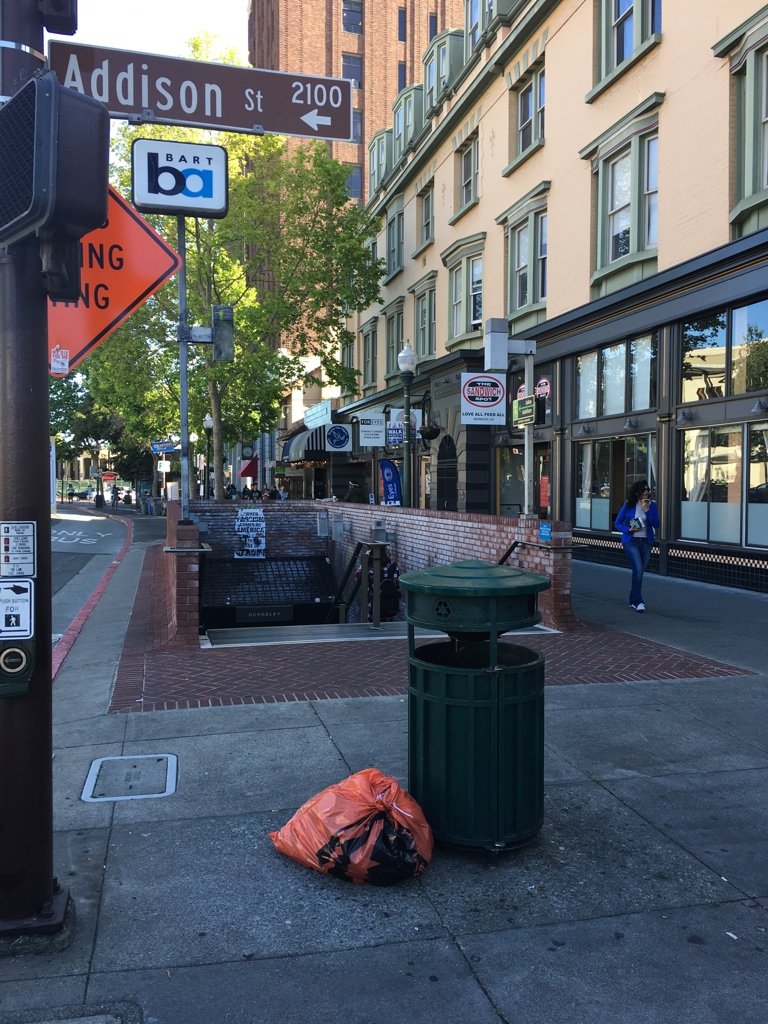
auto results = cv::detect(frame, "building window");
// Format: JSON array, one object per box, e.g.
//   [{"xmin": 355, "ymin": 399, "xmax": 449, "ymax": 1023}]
[
  {"xmin": 457, "ymin": 135, "xmax": 479, "ymax": 212},
  {"xmin": 466, "ymin": 0, "xmax": 480, "ymax": 54},
  {"xmin": 398, "ymin": 62, "xmax": 406, "ymax": 93},
  {"xmin": 508, "ymin": 211, "xmax": 547, "ymax": 313},
  {"xmin": 342, "ymin": 0, "xmax": 363, "ymax": 34},
  {"xmin": 516, "ymin": 67, "xmax": 545, "ymax": 156},
  {"xmin": 369, "ymin": 131, "xmax": 390, "ymax": 192},
  {"xmin": 345, "ymin": 164, "xmax": 363, "ymax": 202},
  {"xmin": 598, "ymin": 131, "xmax": 658, "ymax": 269},
  {"xmin": 449, "ymin": 256, "xmax": 483, "ymax": 338},
  {"xmin": 342, "ymin": 53, "xmax": 363, "ymax": 89},
  {"xmin": 419, "ymin": 184, "xmax": 434, "ymax": 247},
  {"xmin": 394, "ymin": 105, "xmax": 404, "ymax": 157},
  {"xmin": 386, "ymin": 210, "xmax": 404, "ymax": 277},
  {"xmin": 598, "ymin": 0, "xmax": 662, "ymax": 81},
  {"xmin": 352, "ymin": 109, "xmax": 362, "ymax": 143},
  {"xmin": 722, "ymin": 20, "xmax": 768, "ymax": 235},
  {"xmin": 429, "ymin": 13, "xmax": 438, "ymax": 39},
  {"xmin": 425, "ymin": 54, "xmax": 436, "ymax": 109},
  {"xmin": 398, "ymin": 7, "xmax": 406, "ymax": 42},
  {"xmin": 415, "ymin": 287, "xmax": 437, "ymax": 358},
  {"xmin": 577, "ymin": 334, "xmax": 658, "ymax": 419},
  {"xmin": 341, "ymin": 338, "xmax": 354, "ymax": 380},
  {"xmin": 681, "ymin": 301, "xmax": 768, "ymax": 404},
  {"xmin": 363, "ymin": 326, "xmax": 377, "ymax": 385},
  {"xmin": 386, "ymin": 310, "xmax": 403, "ymax": 374}
]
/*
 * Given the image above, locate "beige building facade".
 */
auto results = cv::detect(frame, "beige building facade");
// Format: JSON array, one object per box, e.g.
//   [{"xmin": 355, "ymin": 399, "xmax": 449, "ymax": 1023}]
[{"xmin": 297, "ymin": 0, "xmax": 768, "ymax": 590}]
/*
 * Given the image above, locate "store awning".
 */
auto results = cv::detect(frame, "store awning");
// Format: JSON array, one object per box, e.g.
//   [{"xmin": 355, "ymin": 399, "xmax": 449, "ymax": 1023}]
[{"xmin": 284, "ymin": 427, "xmax": 327, "ymax": 462}]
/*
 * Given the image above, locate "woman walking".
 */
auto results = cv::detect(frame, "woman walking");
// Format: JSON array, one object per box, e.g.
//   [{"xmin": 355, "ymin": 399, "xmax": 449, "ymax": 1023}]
[{"xmin": 614, "ymin": 480, "xmax": 659, "ymax": 612}]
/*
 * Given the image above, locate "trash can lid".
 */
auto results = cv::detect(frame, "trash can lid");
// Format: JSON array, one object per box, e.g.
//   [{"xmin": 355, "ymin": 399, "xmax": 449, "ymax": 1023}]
[{"xmin": 399, "ymin": 560, "xmax": 550, "ymax": 596}]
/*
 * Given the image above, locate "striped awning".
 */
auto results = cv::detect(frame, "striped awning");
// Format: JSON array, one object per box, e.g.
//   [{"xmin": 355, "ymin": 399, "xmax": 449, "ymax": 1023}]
[{"xmin": 284, "ymin": 427, "xmax": 327, "ymax": 462}]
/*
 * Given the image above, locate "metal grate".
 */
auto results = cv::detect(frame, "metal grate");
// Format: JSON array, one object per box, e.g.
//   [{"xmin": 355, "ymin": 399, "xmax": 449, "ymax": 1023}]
[{"xmin": 202, "ymin": 557, "xmax": 336, "ymax": 606}]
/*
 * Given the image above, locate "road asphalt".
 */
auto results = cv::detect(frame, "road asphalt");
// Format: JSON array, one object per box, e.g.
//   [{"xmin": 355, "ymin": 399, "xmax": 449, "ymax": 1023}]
[{"xmin": 0, "ymin": 505, "xmax": 766, "ymax": 1024}]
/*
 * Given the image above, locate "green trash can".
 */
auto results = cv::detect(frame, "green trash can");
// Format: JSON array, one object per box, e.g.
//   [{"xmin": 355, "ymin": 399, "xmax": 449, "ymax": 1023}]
[{"xmin": 399, "ymin": 560, "xmax": 551, "ymax": 851}]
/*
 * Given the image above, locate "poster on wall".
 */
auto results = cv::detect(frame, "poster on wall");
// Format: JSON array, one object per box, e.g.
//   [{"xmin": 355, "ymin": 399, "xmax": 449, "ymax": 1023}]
[
  {"xmin": 460, "ymin": 373, "xmax": 506, "ymax": 424},
  {"xmin": 234, "ymin": 507, "xmax": 266, "ymax": 558}
]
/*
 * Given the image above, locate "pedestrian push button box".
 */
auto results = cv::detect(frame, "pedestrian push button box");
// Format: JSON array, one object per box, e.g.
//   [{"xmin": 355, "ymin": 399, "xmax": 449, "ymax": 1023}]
[{"xmin": 0, "ymin": 640, "xmax": 34, "ymax": 697}]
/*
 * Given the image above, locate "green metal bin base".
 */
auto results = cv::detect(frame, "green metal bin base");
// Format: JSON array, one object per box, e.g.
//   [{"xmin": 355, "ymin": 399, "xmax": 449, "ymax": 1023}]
[{"xmin": 408, "ymin": 640, "xmax": 544, "ymax": 851}]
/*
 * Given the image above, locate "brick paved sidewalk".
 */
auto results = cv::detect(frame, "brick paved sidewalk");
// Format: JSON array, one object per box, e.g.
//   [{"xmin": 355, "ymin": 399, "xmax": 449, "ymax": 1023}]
[{"xmin": 109, "ymin": 546, "xmax": 753, "ymax": 713}]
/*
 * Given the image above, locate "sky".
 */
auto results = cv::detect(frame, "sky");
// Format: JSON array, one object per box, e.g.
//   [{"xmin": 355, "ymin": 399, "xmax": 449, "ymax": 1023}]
[{"xmin": 45, "ymin": 0, "xmax": 249, "ymax": 63}]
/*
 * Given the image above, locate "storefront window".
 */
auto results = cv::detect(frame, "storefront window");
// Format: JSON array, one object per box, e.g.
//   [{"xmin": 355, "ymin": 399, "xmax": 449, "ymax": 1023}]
[
  {"xmin": 680, "ymin": 426, "xmax": 742, "ymax": 544},
  {"xmin": 509, "ymin": 363, "xmax": 554, "ymax": 425},
  {"xmin": 630, "ymin": 333, "xmax": 657, "ymax": 410},
  {"xmin": 681, "ymin": 312, "xmax": 727, "ymax": 403},
  {"xmin": 578, "ymin": 334, "xmax": 657, "ymax": 419},
  {"xmin": 747, "ymin": 421, "xmax": 768, "ymax": 546},
  {"xmin": 576, "ymin": 433, "xmax": 656, "ymax": 531},
  {"xmin": 681, "ymin": 302, "xmax": 768, "ymax": 402},
  {"xmin": 576, "ymin": 351, "xmax": 597, "ymax": 418},
  {"xmin": 575, "ymin": 439, "xmax": 611, "ymax": 529},
  {"xmin": 600, "ymin": 342, "xmax": 625, "ymax": 415},
  {"xmin": 732, "ymin": 299, "xmax": 768, "ymax": 395}
]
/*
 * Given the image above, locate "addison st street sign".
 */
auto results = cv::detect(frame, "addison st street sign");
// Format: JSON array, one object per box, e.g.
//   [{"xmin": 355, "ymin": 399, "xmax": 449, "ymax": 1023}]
[{"xmin": 48, "ymin": 41, "xmax": 353, "ymax": 142}]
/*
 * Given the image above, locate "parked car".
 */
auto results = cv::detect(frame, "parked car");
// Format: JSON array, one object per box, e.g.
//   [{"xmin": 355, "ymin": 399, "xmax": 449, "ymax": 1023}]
[{"xmin": 748, "ymin": 483, "xmax": 768, "ymax": 503}]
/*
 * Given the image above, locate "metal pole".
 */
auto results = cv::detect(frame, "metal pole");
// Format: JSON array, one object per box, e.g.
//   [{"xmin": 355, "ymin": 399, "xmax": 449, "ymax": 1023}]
[
  {"xmin": 524, "ymin": 351, "xmax": 535, "ymax": 515},
  {"xmin": 401, "ymin": 371, "xmax": 413, "ymax": 507},
  {"xmin": 205, "ymin": 430, "xmax": 211, "ymax": 500},
  {"xmin": 0, "ymin": 0, "xmax": 67, "ymax": 933},
  {"xmin": 177, "ymin": 215, "xmax": 190, "ymax": 520}
]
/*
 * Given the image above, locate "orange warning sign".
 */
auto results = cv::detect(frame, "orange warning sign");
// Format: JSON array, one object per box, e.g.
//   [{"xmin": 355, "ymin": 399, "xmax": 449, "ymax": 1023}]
[{"xmin": 48, "ymin": 186, "xmax": 181, "ymax": 376}]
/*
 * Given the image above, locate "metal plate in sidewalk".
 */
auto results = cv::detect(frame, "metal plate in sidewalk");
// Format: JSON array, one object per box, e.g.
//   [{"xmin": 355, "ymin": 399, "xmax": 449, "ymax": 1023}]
[
  {"xmin": 0, "ymin": 1002, "xmax": 142, "ymax": 1024},
  {"xmin": 81, "ymin": 754, "xmax": 177, "ymax": 802}
]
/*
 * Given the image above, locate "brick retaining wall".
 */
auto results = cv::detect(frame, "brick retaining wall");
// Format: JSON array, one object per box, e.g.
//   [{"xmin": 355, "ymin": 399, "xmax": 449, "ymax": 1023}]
[{"xmin": 153, "ymin": 501, "xmax": 575, "ymax": 641}]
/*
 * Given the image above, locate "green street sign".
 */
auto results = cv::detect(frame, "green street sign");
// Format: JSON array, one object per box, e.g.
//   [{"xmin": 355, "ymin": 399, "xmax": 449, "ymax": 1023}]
[{"xmin": 512, "ymin": 396, "xmax": 535, "ymax": 426}]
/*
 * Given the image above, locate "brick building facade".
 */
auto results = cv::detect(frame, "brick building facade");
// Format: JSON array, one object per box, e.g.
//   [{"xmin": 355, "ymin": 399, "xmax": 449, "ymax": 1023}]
[{"xmin": 249, "ymin": 0, "xmax": 464, "ymax": 202}]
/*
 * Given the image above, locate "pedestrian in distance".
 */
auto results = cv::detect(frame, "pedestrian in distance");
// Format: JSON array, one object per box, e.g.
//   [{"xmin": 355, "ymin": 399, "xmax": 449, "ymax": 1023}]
[
  {"xmin": 342, "ymin": 481, "xmax": 367, "ymax": 503},
  {"xmin": 67, "ymin": 485, "xmax": 75, "ymax": 503},
  {"xmin": 614, "ymin": 479, "xmax": 659, "ymax": 612}
]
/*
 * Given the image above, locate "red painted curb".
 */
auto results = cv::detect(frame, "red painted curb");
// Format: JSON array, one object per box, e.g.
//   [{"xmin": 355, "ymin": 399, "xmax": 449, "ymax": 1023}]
[{"xmin": 52, "ymin": 514, "xmax": 134, "ymax": 679}]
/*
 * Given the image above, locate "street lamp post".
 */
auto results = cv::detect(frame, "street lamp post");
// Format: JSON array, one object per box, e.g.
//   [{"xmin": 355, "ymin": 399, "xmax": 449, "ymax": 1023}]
[
  {"xmin": 397, "ymin": 341, "xmax": 417, "ymax": 508},
  {"xmin": 203, "ymin": 413, "xmax": 213, "ymax": 500}
]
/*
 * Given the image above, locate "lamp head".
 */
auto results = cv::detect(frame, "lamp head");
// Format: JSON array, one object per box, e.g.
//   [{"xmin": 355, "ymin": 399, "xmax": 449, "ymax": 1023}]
[
  {"xmin": 397, "ymin": 341, "xmax": 417, "ymax": 375},
  {"xmin": 203, "ymin": 413, "xmax": 214, "ymax": 430}
]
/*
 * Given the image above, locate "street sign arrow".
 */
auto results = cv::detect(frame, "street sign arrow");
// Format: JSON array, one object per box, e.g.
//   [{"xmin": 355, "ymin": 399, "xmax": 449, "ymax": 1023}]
[
  {"xmin": 300, "ymin": 109, "xmax": 333, "ymax": 132},
  {"xmin": 48, "ymin": 187, "xmax": 181, "ymax": 376},
  {"xmin": 48, "ymin": 42, "xmax": 353, "ymax": 142}
]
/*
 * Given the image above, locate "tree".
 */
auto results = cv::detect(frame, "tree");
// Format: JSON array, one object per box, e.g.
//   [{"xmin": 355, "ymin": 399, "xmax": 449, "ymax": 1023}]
[{"xmin": 52, "ymin": 40, "xmax": 383, "ymax": 499}]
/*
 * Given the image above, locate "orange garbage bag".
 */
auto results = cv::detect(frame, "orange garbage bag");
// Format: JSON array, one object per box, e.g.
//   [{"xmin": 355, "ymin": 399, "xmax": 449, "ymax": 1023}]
[{"xmin": 269, "ymin": 767, "xmax": 433, "ymax": 885}]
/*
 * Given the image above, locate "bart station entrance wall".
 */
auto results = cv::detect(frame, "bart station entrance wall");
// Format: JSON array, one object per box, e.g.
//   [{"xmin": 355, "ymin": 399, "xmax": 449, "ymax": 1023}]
[{"xmin": 158, "ymin": 501, "xmax": 574, "ymax": 643}]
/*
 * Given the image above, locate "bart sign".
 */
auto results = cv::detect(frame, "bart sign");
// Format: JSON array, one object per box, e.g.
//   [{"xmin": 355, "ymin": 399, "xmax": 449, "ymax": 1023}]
[{"xmin": 48, "ymin": 187, "xmax": 181, "ymax": 376}]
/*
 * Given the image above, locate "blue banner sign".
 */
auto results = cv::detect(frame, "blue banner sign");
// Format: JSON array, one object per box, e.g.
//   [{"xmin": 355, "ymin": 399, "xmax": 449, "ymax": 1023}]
[{"xmin": 379, "ymin": 459, "xmax": 402, "ymax": 505}]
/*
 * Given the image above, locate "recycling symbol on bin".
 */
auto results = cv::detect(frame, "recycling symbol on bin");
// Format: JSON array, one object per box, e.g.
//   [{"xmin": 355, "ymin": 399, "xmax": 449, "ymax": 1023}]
[{"xmin": 433, "ymin": 599, "xmax": 453, "ymax": 621}]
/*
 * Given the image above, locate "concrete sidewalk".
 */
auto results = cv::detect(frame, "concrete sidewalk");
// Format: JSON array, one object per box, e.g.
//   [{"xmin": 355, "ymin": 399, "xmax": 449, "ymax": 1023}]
[{"xmin": 0, "ymin": 536, "xmax": 766, "ymax": 1023}]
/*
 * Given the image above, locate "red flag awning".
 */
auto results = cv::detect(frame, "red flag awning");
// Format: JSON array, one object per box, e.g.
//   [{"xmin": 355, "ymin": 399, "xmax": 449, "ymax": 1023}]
[{"xmin": 239, "ymin": 456, "xmax": 259, "ymax": 478}]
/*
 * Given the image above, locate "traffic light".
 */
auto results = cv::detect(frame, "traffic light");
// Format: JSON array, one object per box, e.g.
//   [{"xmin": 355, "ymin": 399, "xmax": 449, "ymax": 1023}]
[
  {"xmin": 212, "ymin": 305, "xmax": 234, "ymax": 362},
  {"xmin": 0, "ymin": 70, "xmax": 108, "ymax": 248},
  {"xmin": 39, "ymin": 0, "xmax": 78, "ymax": 34}
]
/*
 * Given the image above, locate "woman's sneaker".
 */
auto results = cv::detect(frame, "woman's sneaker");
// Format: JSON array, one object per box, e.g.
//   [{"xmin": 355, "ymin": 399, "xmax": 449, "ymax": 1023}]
[{"xmin": 635, "ymin": 603, "xmax": 646, "ymax": 612}]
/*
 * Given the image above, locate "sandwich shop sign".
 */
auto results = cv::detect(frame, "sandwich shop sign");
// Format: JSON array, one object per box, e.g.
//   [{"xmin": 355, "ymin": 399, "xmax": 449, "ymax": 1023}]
[{"xmin": 460, "ymin": 372, "xmax": 506, "ymax": 424}]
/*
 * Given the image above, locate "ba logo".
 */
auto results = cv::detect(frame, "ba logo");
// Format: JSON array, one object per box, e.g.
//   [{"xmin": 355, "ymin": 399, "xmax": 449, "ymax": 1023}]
[{"xmin": 147, "ymin": 153, "xmax": 214, "ymax": 200}]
